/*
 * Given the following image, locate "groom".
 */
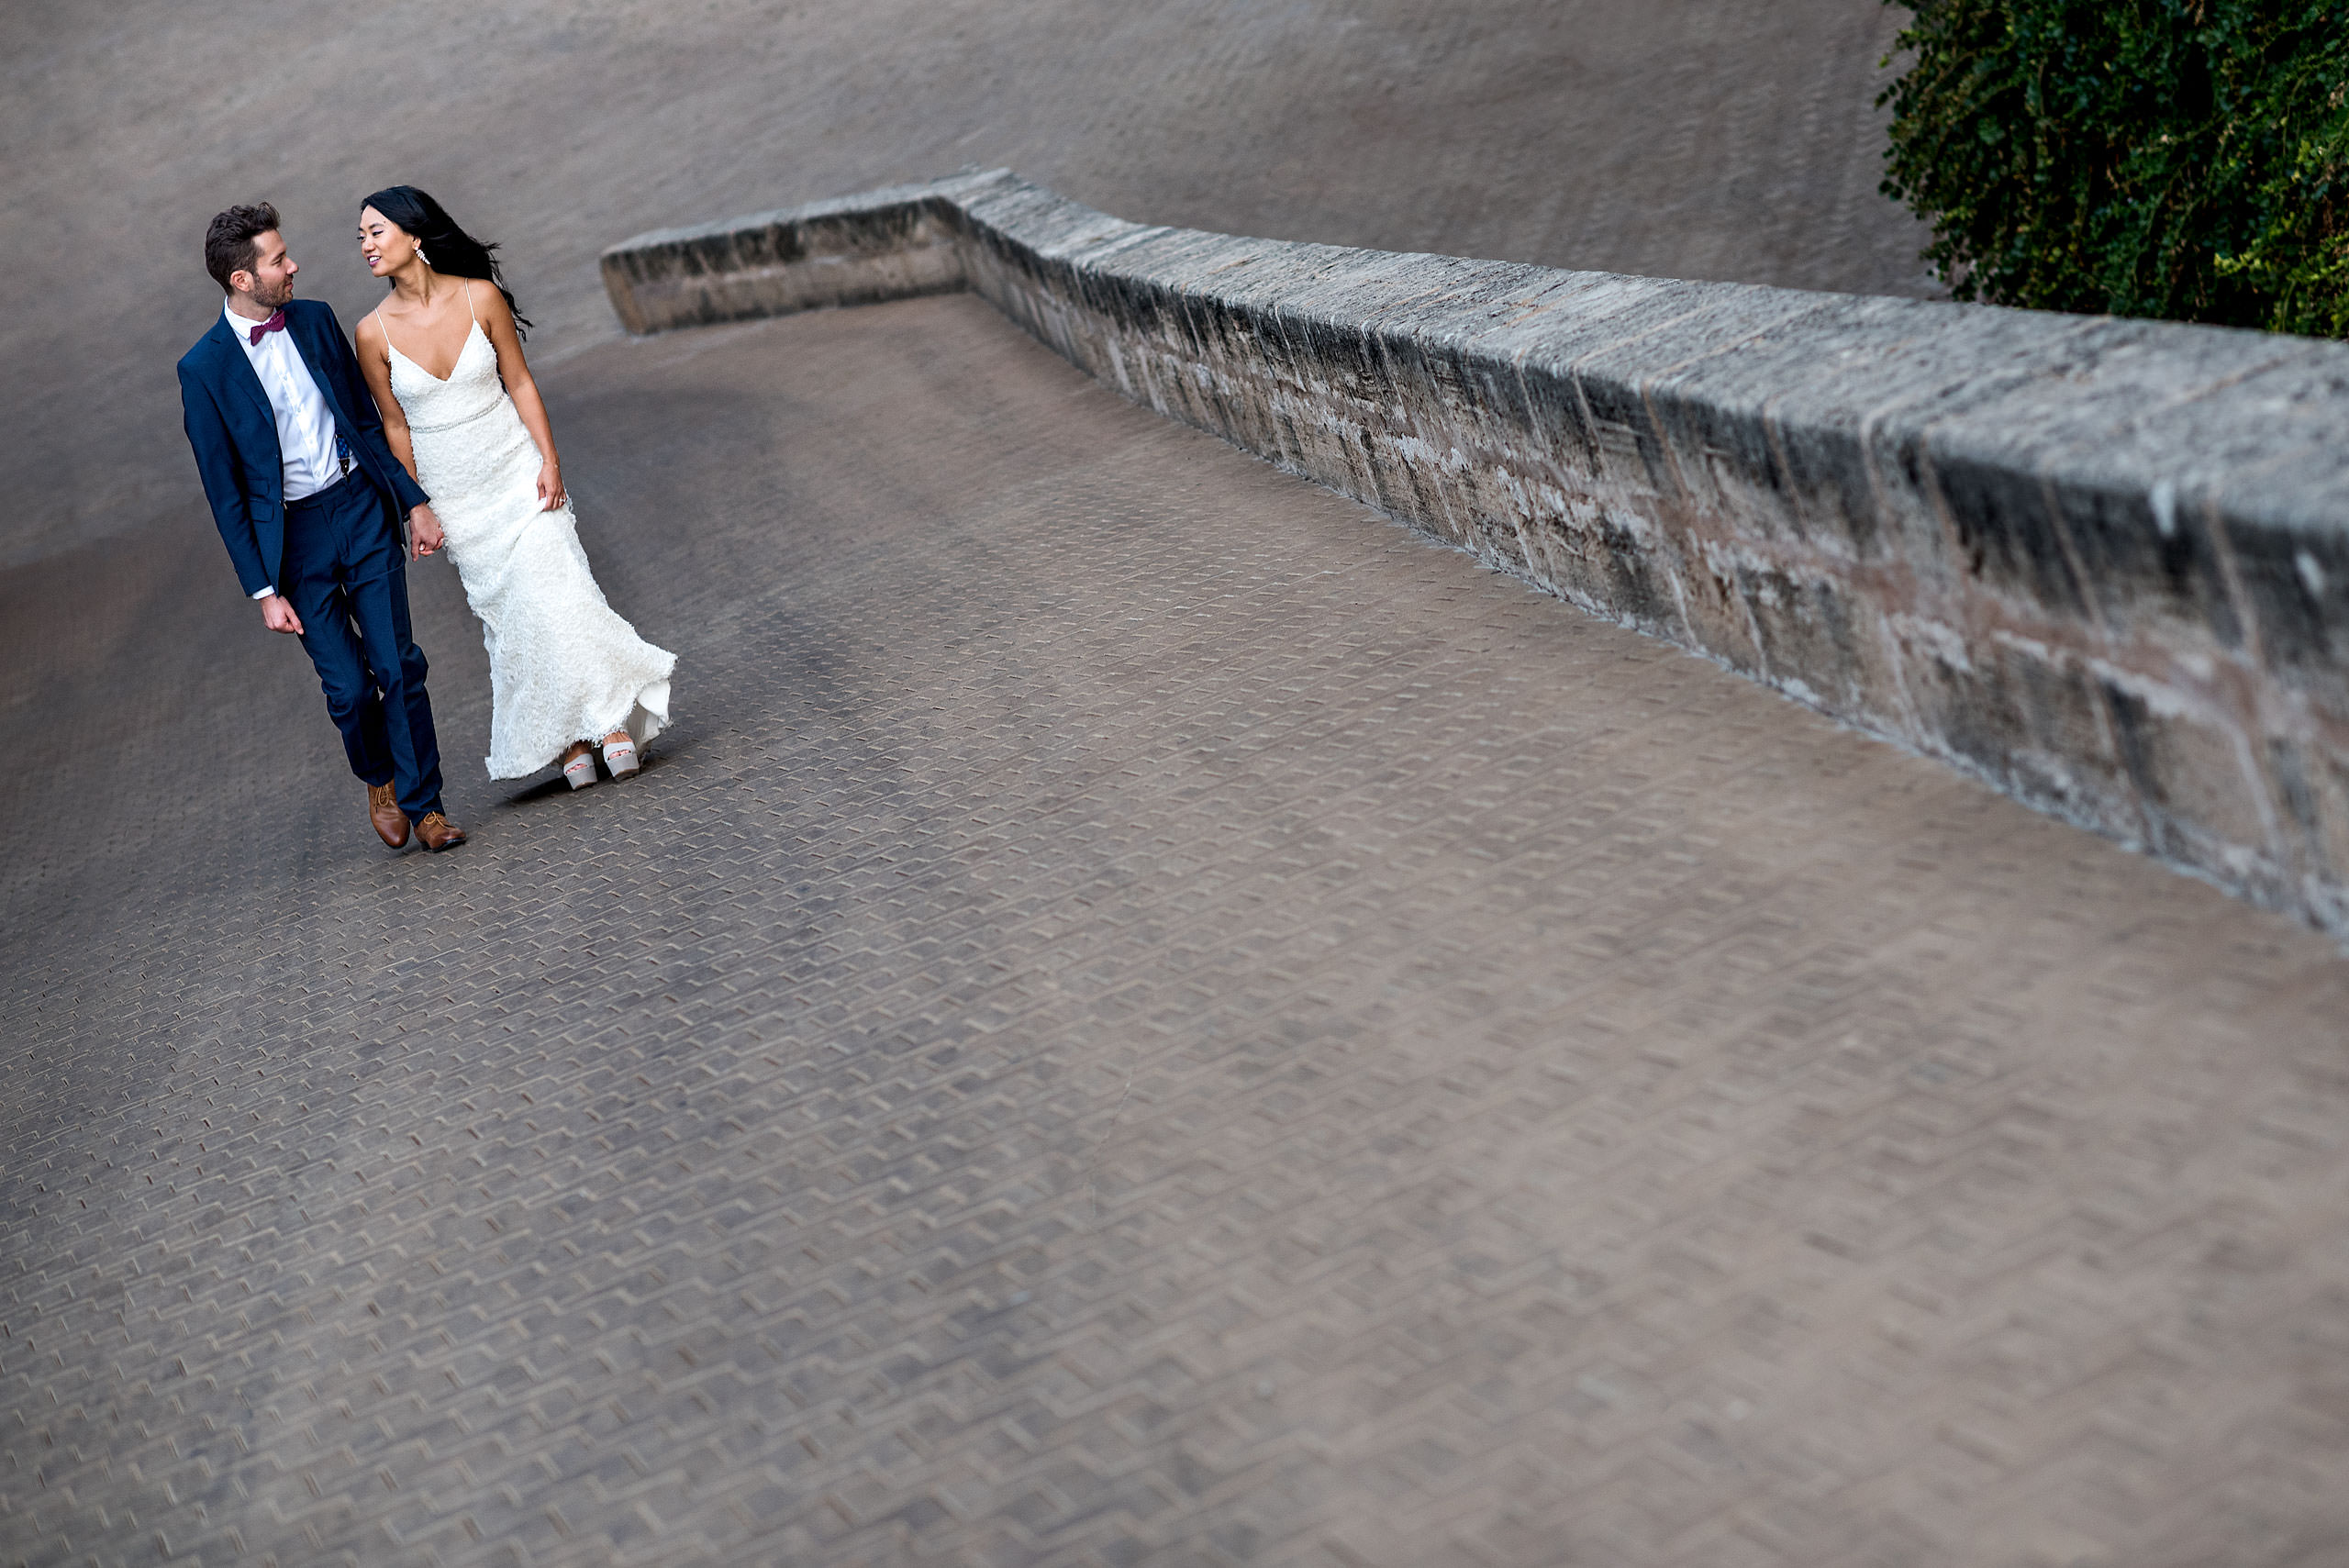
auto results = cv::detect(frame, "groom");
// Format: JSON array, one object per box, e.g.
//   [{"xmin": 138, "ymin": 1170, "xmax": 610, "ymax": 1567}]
[{"xmin": 178, "ymin": 203, "xmax": 466, "ymax": 852}]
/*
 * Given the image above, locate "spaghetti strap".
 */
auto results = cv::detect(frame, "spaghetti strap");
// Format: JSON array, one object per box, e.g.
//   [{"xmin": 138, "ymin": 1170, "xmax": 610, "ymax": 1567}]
[
  {"xmin": 465, "ymin": 280, "xmax": 478, "ymax": 324},
  {"xmin": 373, "ymin": 304, "xmax": 395, "ymax": 356}
]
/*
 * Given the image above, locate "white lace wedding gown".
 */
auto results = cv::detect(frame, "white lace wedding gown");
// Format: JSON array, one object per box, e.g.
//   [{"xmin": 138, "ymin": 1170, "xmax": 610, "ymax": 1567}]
[{"xmin": 380, "ymin": 298, "xmax": 674, "ymax": 780}]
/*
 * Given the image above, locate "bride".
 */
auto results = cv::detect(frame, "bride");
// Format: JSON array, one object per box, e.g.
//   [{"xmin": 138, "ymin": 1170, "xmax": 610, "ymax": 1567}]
[{"xmin": 354, "ymin": 185, "xmax": 674, "ymax": 791}]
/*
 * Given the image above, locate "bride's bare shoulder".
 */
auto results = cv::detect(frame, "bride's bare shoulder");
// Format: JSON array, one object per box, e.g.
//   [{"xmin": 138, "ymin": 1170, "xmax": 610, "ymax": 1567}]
[{"xmin": 468, "ymin": 278, "xmax": 516, "ymax": 324}]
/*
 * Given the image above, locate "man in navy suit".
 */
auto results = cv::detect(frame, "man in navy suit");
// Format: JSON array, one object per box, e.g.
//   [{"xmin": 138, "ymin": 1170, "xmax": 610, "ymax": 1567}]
[{"xmin": 178, "ymin": 203, "xmax": 466, "ymax": 852}]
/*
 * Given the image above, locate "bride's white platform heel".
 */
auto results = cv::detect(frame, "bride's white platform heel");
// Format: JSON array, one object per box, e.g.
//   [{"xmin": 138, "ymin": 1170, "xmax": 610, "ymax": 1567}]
[
  {"xmin": 602, "ymin": 733, "xmax": 640, "ymax": 778},
  {"xmin": 562, "ymin": 747, "xmax": 598, "ymax": 790}
]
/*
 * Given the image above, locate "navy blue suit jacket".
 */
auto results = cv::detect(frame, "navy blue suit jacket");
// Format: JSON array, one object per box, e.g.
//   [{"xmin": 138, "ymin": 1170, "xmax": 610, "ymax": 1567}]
[{"xmin": 177, "ymin": 299, "xmax": 430, "ymax": 597}]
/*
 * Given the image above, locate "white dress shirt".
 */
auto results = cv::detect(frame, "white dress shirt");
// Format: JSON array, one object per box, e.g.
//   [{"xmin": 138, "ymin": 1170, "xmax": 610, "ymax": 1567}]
[{"xmin": 226, "ymin": 298, "xmax": 345, "ymax": 597}]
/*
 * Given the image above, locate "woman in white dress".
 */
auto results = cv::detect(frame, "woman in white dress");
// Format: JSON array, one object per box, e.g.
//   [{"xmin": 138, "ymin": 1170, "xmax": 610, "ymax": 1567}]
[{"xmin": 353, "ymin": 185, "xmax": 674, "ymax": 792}]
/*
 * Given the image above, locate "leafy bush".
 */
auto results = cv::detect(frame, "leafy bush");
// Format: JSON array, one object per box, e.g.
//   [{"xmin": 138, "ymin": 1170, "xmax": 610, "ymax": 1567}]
[{"xmin": 1877, "ymin": 0, "xmax": 2349, "ymax": 337}]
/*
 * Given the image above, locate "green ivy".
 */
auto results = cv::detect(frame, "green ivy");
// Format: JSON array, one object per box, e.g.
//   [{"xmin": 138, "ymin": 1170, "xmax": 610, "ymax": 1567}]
[{"xmin": 1878, "ymin": 0, "xmax": 2349, "ymax": 336}]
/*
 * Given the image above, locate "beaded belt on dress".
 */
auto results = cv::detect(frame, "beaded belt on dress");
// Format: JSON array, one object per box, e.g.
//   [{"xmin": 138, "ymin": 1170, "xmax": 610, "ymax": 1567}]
[{"xmin": 408, "ymin": 402, "xmax": 500, "ymax": 435}]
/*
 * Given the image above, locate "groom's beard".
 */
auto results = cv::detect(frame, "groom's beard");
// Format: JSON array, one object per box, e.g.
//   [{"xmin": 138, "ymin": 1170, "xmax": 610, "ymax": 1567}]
[{"xmin": 248, "ymin": 277, "xmax": 295, "ymax": 311}]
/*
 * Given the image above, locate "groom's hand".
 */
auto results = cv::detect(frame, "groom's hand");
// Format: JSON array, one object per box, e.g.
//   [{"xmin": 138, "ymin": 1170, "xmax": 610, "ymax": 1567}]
[
  {"xmin": 259, "ymin": 594, "xmax": 304, "ymax": 636},
  {"xmin": 408, "ymin": 504, "xmax": 445, "ymax": 560}
]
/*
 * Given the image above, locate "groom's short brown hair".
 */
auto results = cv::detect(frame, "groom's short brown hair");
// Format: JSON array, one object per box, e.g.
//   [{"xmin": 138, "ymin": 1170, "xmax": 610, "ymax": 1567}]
[{"xmin": 205, "ymin": 203, "xmax": 281, "ymax": 294}]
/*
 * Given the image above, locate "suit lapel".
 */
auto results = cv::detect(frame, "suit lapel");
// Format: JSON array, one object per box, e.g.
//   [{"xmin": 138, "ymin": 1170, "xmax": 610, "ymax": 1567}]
[
  {"xmin": 287, "ymin": 305, "xmax": 352, "ymax": 436},
  {"xmin": 207, "ymin": 313, "xmax": 276, "ymax": 432}
]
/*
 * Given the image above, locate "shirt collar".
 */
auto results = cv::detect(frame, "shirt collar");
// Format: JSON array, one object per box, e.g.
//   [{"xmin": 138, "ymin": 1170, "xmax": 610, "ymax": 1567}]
[{"xmin": 224, "ymin": 297, "xmax": 284, "ymax": 342}]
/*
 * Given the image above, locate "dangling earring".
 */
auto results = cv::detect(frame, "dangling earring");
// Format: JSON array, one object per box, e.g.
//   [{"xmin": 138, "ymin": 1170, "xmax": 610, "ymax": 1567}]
[{"xmin": 415, "ymin": 245, "xmax": 429, "ymax": 270}]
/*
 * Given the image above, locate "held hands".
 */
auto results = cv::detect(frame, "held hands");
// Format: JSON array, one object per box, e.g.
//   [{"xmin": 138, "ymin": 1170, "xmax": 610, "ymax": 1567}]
[
  {"xmin": 408, "ymin": 503, "xmax": 446, "ymax": 560},
  {"xmin": 536, "ymin": 460, "xmax": 565, "ymax": 512},
  {"xmin": 260, "ymin": 594, "xmax": 305, "ymax": 636}
]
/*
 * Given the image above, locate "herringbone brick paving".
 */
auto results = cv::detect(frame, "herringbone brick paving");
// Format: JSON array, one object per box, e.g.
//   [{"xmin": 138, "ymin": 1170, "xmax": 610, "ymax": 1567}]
[{"xmin": 6, "ymin": 296, "xmax": 2349, "ymax": 1567}]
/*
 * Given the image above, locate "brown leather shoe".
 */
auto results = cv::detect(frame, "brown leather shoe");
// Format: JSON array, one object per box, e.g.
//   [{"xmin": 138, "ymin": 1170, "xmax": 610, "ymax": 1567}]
[
  {"xmin": 414, "ymin": 812, "xmax": 467, "ymax": 852},
  {"xmin": 369, "ymin": 783, "xmax": 410, "ymax": 848}
]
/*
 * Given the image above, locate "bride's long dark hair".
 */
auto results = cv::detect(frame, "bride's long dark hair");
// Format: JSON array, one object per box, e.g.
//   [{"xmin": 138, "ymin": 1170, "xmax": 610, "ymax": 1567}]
[{"xmin": 361, "ymin": 184, "xmax": 533, "ymax": 339}]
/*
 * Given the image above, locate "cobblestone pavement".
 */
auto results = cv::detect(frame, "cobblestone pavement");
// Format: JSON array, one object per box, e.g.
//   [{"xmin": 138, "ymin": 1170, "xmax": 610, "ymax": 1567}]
[{"xmin": 8, "ymin": 297, "xmax": 2349, "ymax": 1568}]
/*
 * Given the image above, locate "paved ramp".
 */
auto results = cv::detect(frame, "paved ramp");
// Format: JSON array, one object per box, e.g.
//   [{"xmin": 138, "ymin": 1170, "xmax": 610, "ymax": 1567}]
[
  {"xmin": 9, "ymin": 3, "xmax": 2349, "ymax": 1562},
  {"xmin": 7, "ymin": 296, "xmax": 2348, "ymax": 1566},
  {"xmin": 1, "ymin": 0, "xmax": 1926, "ymax": 569}
]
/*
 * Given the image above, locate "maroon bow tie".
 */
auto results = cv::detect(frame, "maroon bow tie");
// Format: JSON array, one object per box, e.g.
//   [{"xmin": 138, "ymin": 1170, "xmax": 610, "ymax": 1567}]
[{"xmin": 247, "ymin": 308, "xmax": 286, "ymax": 346}]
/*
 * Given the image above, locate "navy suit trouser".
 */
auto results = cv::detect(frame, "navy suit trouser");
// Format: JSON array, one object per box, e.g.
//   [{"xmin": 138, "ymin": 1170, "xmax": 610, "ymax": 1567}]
[{"xmin": 281, "ymin": 473, "xmax": 446, "ymax": 821}]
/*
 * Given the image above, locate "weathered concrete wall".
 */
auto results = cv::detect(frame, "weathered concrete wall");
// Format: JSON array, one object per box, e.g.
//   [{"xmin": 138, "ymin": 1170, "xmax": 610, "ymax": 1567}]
[
  {"xmin": 604, "ymin": 170, "xmax": 2349, "ymax": 936},
  {"xmin": 601, "ymin": 191, "xmax": 970, "ymax": 335}
]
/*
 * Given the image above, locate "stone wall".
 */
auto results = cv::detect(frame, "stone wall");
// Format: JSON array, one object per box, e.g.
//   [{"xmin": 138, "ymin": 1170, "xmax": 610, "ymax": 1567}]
[{"xmin": 603, "ymin": 170, "xmax": 2349, "ymax": 936}]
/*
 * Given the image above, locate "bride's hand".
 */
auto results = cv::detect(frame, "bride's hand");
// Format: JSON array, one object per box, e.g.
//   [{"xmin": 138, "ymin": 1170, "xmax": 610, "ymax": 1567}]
[
  {"xmin": 408, "ymin": 504, "xmax": 445, "ymax": 559},
  {"xmin": 537, "ymin": 460, "xmax": 565, "ymax": 511}
]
